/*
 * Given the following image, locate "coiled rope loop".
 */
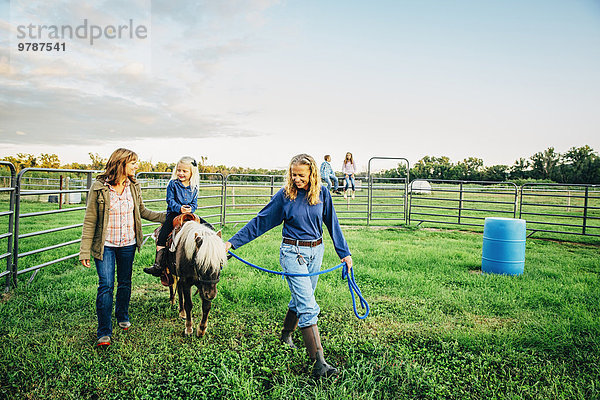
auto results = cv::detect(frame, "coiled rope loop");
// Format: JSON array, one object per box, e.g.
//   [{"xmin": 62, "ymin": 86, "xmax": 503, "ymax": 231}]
[{"xmin": 227, "ymin": 251, "xmax": 369, "ymax": 319}]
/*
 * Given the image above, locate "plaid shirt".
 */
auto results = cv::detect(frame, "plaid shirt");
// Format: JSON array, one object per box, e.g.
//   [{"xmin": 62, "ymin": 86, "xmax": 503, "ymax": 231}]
[{"xmin": 104, "ymin": 181, "xmax": 136, "ymax": 247}]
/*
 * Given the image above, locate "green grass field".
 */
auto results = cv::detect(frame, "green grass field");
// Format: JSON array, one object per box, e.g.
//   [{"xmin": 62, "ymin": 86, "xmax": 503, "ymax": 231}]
[{"xmin": 1, "ymin": 221, "xmax": 599, "ymax": 399}]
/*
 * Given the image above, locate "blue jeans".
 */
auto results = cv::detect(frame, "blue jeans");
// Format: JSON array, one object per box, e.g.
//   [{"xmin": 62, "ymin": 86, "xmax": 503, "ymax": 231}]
[
  {"xmin": 323, "ymin": 173, "xmax": 339, "ymax": 191},
  {"xmin": 94, "ymin": 244, "xmax": 136, "ymax": 338},
  {"xmin": 344, "ymin": 174, "xmax": 355, "ymax": 191},
  {"xmin": 280, "ymin": 241, "xmax": 324, "ymax": 328}
]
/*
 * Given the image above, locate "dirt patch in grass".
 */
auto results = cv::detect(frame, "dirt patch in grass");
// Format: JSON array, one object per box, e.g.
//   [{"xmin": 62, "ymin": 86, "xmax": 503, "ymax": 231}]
[
  {"xmin": 1, "ymin": 291, "xmax": 11, "ymax": 303},
  {"xmin": 466, "ymin": 313, "xmax": 518, "ymax": 331},
  {"xmin": 132, "ymin": 283, "xmax": 169, "ymax": 297}
]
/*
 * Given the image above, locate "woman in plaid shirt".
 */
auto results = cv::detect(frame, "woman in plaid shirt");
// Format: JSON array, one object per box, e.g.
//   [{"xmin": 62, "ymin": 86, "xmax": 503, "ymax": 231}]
[{"xmin": 80, "ymin": 148, "xmax": 165, "ymax": 347}]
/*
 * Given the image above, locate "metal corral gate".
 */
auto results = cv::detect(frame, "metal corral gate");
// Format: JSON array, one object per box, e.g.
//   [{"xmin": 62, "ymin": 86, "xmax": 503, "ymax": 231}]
[
  {"xmin": 1, "ymin": 162, "xmax": 16, "ymax": 291},
  {"xmin": 520, "ymin": 183, "xmax": 600, "ymax": 237},
  {"xmin": 12, "ymin": 168, "xmax": 100, "ymax": 287},
  {"xmin": 408, "ymin": 179, "xmax": 518, "ymax": 228},
  {"xmin": 367, "ymin": 157, "xmax": 410, "ymax": 226}
]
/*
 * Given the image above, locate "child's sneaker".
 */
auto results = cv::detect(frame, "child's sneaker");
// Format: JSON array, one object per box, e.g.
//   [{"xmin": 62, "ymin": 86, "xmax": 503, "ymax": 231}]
[
  {"xmin": 96, "ymin": 336, "xmax": 111, "ymax": 347},
  {"xmin": 118, "ymin": 321, "xmax": 131, "ymax": 330}
]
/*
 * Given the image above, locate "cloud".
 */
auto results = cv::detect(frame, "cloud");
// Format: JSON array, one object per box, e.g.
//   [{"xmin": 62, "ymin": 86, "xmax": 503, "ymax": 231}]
[{"xmin": 0, "ymin": 0, "xmax": 280, "ymax": 147}]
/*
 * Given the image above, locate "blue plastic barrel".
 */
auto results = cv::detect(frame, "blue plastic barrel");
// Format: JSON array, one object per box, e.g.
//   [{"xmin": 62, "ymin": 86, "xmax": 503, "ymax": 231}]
[{"xmin": 481, "ymin": 217, "xmax": 526, "ymax": 276}]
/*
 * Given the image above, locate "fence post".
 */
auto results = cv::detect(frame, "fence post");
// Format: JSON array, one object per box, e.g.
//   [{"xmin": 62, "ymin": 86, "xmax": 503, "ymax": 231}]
[
  {"xmin": 86, "ymin": 172, "xmax": 93, "ymax": 190},
  {"xmin": 1, "ymin": 162, "xmax": 16, "ymax": 291},
  {"xmin": 582, "ymin": 186, "xmax": 589, "ymax": 235},
  {"xmin": 59, "ymin": 175, "xmax": 63, "ymax": 209},
  {"xmin": 219, "ymin": 174, "xmax": 225, "ymax": 227},
  {"xmin": 458, "ymin": 182, "xmax": 464, "ymax": 224},
  {"xmin": 367, "ymin": 175, "xmax": 372, "ymax": 226},
  {"xmin": 222, "ymin": 176, "xmax": 228, "ymax": 227},
  {"xmin": 12, "ymin": 170, "xmax": 23, "ymax": 288}
]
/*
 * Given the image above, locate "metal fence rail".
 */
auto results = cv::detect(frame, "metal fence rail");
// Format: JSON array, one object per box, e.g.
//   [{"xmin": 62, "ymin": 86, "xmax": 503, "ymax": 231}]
[
  {"xmin": 519, "ymin": 183, "xmax": 600, "ymax": 237},
  {"xmin": 137, "ymin": 172, "xmax": 226, "ymax": 232},
  {"xmin": 2, "ymin": 162, "xmax": 600, "ymax": 292},
  {"xmin": 0, "ymin": 162, "xmax": 16, "ymax": 291},
  {"xmin": 367, "ymin": 177, "xmax": 408, "ymax": 225},
  {"xmin": 13, "ymin": 168, "xmax": 100, "ymax": 286},
  {"xmin": 224, "ymin": 174, "xmax": 284, "ymax": 226},
  {"xmin": 408, "ymin": 180, "xmax": 518, "ymax": 228}
]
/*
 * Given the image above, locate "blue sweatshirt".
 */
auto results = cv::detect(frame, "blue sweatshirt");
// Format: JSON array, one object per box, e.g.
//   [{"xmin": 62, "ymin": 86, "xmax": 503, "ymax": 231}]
[
  {"xmin": 166, "ymin": 179, "xmax": 198, "ymax": 213},
  {"xmin": 228, "ymin": 186, "xmax": 351, "ymax": 259}
]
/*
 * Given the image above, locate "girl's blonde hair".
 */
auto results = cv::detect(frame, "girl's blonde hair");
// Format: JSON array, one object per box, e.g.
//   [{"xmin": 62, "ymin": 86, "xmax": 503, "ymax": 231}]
[
  {"xmin": 98, "ymin": 148, "xmax": 138, "ymax": 185},
  {"xmin": 284, "ymin": 153, "xmax": 321, "ymax": 205},
  {"xmin": 171, "ymin": 156, "xmax": 200, "ymax": 190}
]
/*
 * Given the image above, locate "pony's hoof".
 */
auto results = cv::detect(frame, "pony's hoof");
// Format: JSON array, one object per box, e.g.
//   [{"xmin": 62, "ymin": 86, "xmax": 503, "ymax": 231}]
[
  {"xmin": 196, "ymin": 327, "xmax": 207, "ymax": 337},
  {"xmin": 183, "ymin": 328, "xmax": 193, "ymax": 336},
  {"xmin": 179, "ymin": 310, "xmax": 186, "ymax": 319}
]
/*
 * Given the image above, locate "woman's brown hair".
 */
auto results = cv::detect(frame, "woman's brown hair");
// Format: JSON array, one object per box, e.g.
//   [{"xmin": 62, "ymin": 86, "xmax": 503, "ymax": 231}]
[
  {"xmin": 344, "ymin": 152, "xmax": 354, "ymax": 165},
  {"xmin": 284, "ymin": 154, "xmax": 321, "ymax": 205},
  {"xmin": 97, "ymin": 148, "xmax": 138, "ymax": 185}
]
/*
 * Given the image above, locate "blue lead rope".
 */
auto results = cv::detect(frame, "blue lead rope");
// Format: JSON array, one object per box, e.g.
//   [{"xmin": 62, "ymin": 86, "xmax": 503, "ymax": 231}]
[{"xmin": 227, "ymin": 251, "xmax": 369, "ymax": 320}]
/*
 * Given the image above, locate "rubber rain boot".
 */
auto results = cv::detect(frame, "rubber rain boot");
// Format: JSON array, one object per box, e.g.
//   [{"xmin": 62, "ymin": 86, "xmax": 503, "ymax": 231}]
[
  {"xmin": 280, "ymin": 309, "xmax": 299, "ymax": 349},
  {"xmin": 301, "ymin": 324, "xmax": 338, "ymax": 378},
  {"xmin": 143, "ymin": 248, "xmax": 166, "ymax": 277}
]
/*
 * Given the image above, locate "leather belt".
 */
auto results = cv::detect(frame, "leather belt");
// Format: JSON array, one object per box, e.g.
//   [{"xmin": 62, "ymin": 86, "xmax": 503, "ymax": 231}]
[{"xmin": 282, "ymin": 238, "xmax": 323, "ymax": 247}]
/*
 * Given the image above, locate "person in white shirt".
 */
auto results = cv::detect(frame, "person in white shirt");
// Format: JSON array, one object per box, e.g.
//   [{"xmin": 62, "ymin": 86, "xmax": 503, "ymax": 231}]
[{"xmin": 341, "ymin": 152, "xmax": 357, "ymax": 199}]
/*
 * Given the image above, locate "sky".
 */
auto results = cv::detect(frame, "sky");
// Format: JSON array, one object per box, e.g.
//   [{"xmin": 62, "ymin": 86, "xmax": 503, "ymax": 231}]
[{"xmin": 1, "ymin": 0, "xmax": 599, "ymax": 173}]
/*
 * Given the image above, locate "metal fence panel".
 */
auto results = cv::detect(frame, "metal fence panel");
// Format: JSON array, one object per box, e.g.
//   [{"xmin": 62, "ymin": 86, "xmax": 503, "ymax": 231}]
[
  {"xmin": 224, "ymin": 174, "xmax": 284, "ymax": 226},
  {"xmin": 13, "ymin": 168, "xmax": 100, "ymax": 286},
  {"xmin": 0, "ymin": 162, "xmax": 16, "ymax": 291},
  {"xmin": 408, "ymin": 179, "xmax": 518, "ymax": 229},
  {"xmin": 519, "ymin": 183, "xmax": 600, "ymax": 237}
]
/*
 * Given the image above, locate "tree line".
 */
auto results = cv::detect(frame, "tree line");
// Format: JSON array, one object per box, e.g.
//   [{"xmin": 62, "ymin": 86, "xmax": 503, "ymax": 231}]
[
  {"xmin": 0, "ymin": 153, "xmax": 285, "ymax": 179},
  {"xmin": 2, "ymin": 145, "xmax": 599, "ymax": 184},
  {"xmin": 371, "ymin": 145, "xmax": 600, "ymax": 184}
]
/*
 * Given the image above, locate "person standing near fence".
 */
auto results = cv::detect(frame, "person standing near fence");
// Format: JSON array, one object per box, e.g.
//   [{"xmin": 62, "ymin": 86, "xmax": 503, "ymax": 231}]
[
  {"xmin": 320, "ymin": 155, "xmax": 341, "ymax": 194},
  {"xmin": 143, "ymin": 156, "xmax": 199, "ymax": 278},
  {"xmin": 224, "ymin": 153, "xmax": 353, "ymax": 378},
  {"xmin": 342, "ymin": 152, "xmax": 357, "ymax": 199},
  {"xmin": 79, "ymin": 148, "xmax": 166, "ymax": 347}
]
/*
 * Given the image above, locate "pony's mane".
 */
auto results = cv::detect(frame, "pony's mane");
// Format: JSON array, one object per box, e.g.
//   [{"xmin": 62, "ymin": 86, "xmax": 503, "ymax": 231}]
[{"xmin": 179, "ymin": 221, "xmax": 226, "ymax": 275}]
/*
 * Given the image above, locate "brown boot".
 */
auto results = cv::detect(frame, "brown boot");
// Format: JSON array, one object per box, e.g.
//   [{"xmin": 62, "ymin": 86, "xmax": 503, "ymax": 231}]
[
  {"xmin": 300, "ymin": 324, "xmax": 338, "ymax": 378},
  {"xmin": 143, "ymin": 248, "xmax": 166, "ymax": 277},
  {"xmin": 280, "ymin": 309, "xmax": 298, "ymax": 349}
]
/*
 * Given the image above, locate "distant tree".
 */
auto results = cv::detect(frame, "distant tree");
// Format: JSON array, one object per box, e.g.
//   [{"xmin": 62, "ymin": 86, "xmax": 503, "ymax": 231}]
[
  {"xmin": 509, "ymin": 157, "xmax": 530, "ymax": 180},
  {"xmin": 1, "ymin": 155, "xmax": 20, "ymax": 169},
  {"xmin": 39, "ymin": 153, "xmax": 61, "ymax": 169},
  {"xmin": 379, "ymin": 163, "xmax": 408, "ymax": 180},
  {"xmin": 89, "ymin": 153, "xmax": 106, "ymax": 170},
  {"xmin": 411, "ymin": 156, "xmax": 454, "ymax": 180},
  {"xmin": 2, "ymin": 153, "xmax": 39, "ymax": 171},
  {"xmin": 137, "ymin": 160, "xmax": 153, "ymax": 173},
  {"xmin": 63, "ymin": 162, "xmax": 92, "ymax": 170},
  {"xmin": 454, "ymin": 157, "xmax": 483, "ymax": 180},
  {"xmin": 154, "ymin": 162, "xmax": 172, "ymax": 172},
  {"xmin": 530, "ymin": 147, "xmax": 560, "ymax": 180},
  {"xmin": 482, "ymin": 165, "xmax": 509, "ymax": 181},
  {"xmin": 559, "ymin": 145, "xmax": 600, "ymax": 184}
]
